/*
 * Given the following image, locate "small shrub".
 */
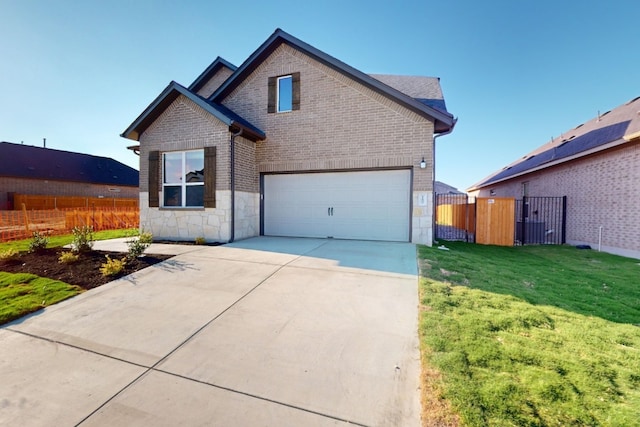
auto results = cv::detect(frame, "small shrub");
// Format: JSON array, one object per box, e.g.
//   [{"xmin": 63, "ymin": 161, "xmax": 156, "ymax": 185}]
[
  {"xmin": 58, "ymin": 251, "xmax": 79, "ymax": 264},
  {"xmin": 194, "ymin": 236, "xmax": 206, "ymax": 245},
  {"xmin": 126, "ymin": 232, "xmax": 152, "ymax": 261},
  {"xmin": 71, "ymin": 226, "xmax": 94, "ymax": 253},
  {"xmin": 100, "ymin": 255, "xmax": 126, "ymax": 277},
  {"xmin": 0, "ymin": 249, "xmax": 20, "ymax": 262},
  {"xmin": 138, "ymin": 231, "xmax": 153, "ymax": 245},
  {"xmin": 28, "ymin": 231, "xmax": 49, "ymax": 253}
]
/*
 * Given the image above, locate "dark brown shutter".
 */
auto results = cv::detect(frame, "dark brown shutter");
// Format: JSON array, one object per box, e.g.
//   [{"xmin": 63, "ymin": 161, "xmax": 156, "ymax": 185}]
[
  {"xmin": 204, "ymin": 146, "xmax": 216, "ymax": 208},
  {"xmin": 267, "ymin": 76, "xmax": 277, "ymax": 113},
  {"xmin": 292, "ymin": 72, "xmax": 301, "ymax": 110},
  {"xmin": 148, "ymin": 150, "xmax": 160, "ymax": 207}
]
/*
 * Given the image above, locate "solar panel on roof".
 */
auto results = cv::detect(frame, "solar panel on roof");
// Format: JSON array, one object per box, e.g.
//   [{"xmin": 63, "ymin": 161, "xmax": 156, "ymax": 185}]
[{"xmin": 479, "ymin": 121, "xmax": 630, "ymax": 186}]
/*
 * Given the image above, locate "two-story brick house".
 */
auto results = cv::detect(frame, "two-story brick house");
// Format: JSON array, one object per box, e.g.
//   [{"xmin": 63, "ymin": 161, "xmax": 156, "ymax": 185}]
[{"xmin": 122, "ymin": 29, "xmax": 456, "ymax": 244}]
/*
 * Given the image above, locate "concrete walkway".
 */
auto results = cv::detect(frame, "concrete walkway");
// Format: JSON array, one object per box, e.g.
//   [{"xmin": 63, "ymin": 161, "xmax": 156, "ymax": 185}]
[{"xmin": 1, "ymin": 237, "xmax": 420, "ymax": 426}]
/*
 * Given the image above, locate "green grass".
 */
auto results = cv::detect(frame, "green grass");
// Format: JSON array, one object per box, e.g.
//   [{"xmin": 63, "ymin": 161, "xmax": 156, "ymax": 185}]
[
  {"xmin": 0, "ymin": 272, "xmax": 81, "ymax": 325},
  {"xmin": 0, "ymin": 228, "xmax": 139, "ymax": 252},
  {"xmin": 419, "ymin": 242, "xmax": 640, "ymax": 426}
]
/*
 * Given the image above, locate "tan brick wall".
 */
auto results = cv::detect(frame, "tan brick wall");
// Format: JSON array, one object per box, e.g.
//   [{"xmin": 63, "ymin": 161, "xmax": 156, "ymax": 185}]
[
  {"xmin": 234, "ymin": 136, "xmax": 258, "ymax": 193},
  {"xmin": 0, "ymin": 176, "xmax": 138, "ymax": 210},
  {"xmin": 196, "ymin": 67, "xmax": 234, "ymax": 98},
  {"xmin": 473, "ymin": 142, "xmax": 640, "ymax": 258},
  {"xmin": 139, "ymin": 94, "xmax": 231, "ymax": 193},
  {"xmin": 222, "ymin": 44, "xmax": 435, "ymax": 192}
]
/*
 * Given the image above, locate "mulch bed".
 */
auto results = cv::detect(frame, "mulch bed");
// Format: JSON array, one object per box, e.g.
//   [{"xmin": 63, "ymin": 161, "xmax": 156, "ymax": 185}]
[{"xmin": 0, "ymin": 248, "xmax": 173, "ymax": 290}]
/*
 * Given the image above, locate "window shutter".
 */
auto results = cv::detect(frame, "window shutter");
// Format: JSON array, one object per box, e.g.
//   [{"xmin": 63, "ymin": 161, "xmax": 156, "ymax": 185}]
[
  {"xmin": 267, "ymin": 76, "xmax": 277, "ymax": 113},
  {"xmin": 292, "ymin": 72, "xmax": 301, "ymax": 110},
  {"xmin": 204, "ymin": 146, "xmax": 216, "ymax": 208},
  {"xmin": 148, "ymin": 150, "xmax": 159, "ymax": 207}
]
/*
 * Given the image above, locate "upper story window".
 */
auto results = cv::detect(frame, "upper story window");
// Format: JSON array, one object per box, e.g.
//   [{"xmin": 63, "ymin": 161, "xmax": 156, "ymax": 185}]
[
  {"xmin": 162, "ymin": 150, "xmax": 204, "ymax": 207},
  {"xmin": 268, "ymin": 72, "xmax": 300, "ymax": 113},
  {"xmin": 277, "ymin": 75, "xmax": 293, "ymax": 112}
]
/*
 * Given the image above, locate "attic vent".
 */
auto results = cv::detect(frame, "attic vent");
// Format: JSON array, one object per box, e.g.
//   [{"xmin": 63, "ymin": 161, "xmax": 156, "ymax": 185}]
[
  {"xmin": 601, "ymin": 110, "xmax": 611, "ymax": 117},
  {"xmin": 626, "ymin": 96, "xmax": 640, "ymax": 105},
  {"xmin": 575, "ymin": 123, "xmax": 583, "ymax": 129}
]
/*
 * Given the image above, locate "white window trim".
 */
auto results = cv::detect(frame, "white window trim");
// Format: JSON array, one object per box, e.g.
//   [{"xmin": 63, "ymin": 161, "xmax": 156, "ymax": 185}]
[
  {"xmin": 162, "ymin": 150, "xmax": 204, "ymax": 208},
  {"xmin": 276, "ymin": 75, "xmax": 293, "ymax": 113}
]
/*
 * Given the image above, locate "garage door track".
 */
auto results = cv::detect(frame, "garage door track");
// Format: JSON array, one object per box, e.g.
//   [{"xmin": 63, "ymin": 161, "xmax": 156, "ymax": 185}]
[{"xmin": 1, "ymin": 237, "xmax": 420, "ymax": 426}]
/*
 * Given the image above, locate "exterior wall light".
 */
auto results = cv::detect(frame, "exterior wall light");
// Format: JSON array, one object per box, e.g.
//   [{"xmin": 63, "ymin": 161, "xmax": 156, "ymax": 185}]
[{"xmin": 420, "ymin": 157, "xmax": 426, "ymax": 169}]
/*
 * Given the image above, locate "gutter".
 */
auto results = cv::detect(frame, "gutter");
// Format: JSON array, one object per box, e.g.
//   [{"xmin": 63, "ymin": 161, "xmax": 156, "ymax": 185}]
[
  {"xmin": 432, "ymin": 118, "xmax": 457, "ymax": 242},
  {"xmin": 229, "ymin": 127, "xmax": 243, "ymax": 243}
]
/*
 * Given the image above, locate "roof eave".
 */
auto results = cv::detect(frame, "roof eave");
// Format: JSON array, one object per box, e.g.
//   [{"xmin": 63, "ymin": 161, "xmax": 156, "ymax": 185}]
[
  {"xmin": 188, "ymin": 56, "xmax": 238, "ymax": 92},
  {"xmin": 121, "ymin": 81, "xmax": 265, "ymax": 142},
  {"xmin": 211, "ymin": 29, "xmax": 455, "ymax": 130}
]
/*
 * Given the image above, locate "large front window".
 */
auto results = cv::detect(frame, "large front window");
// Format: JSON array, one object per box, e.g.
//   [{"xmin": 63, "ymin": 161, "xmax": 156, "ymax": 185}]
[{"xmin": 163, "ymin": 150, "xmax": 204, "ymax": 207}]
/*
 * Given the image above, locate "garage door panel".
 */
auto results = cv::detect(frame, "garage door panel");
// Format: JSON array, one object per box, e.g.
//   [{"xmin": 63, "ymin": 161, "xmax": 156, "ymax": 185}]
[{"xmin": 264, "ymin": 170, "xmax": 410, "ymax": 242}]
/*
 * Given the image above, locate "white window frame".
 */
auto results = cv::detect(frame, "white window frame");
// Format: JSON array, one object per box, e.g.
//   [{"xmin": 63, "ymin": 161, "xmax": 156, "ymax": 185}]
[
  {"xmin": 276, "ymin": 75, "xmax": 293, "ymax": 113},
  {"xmin": 162, "ymin": 150, "xmax": 204, "ymax": 207}
]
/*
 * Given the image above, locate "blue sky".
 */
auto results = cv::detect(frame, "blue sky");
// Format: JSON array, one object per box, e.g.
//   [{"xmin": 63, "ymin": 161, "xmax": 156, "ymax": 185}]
[{"xmin": 1, "ymin": 0, "xmax": 639, "ymax": 191}]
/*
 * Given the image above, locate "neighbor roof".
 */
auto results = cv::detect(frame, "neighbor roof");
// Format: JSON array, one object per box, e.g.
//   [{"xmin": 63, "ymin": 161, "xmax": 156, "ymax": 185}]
[
  {"xmin": 0, "ymin": 141, "xmax": 139, "ymax": 186},
  {"xmin": 468, "ymin": 96, "xmax": 640, "ymax": 191},
  {"xmin": 211, "ymin": 28, "xmax": 455, "ymax": 133},
  {"xmin": 121, "ymin": 81, "xmax": 265, "ymax": 142}
]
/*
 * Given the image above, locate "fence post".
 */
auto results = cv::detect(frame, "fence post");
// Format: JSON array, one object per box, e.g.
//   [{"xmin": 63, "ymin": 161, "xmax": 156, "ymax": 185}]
[
  {"xmin": 22, "ymin": 203, "xmax": 30, "ymax": 233},
  {"xmin": 520, "ymin": 196, "xmax": 527, "ymax": 245},
  {"xmin": 561, "ymin": 196, "xmax": 567, "ymax": 244}
]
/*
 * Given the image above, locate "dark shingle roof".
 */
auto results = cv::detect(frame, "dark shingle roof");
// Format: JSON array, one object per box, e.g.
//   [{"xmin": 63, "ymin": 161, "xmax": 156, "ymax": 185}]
[
  {"xmin": 469, "ymin": 96, "xmax": 640, "ymax": 190},
  {"xmin": 369, "ymin": 74, "xmax": 449, "ymax": 114},
  {"xmin": 0, "ymin": 141, "xmax": 139, "ymax": 186}
]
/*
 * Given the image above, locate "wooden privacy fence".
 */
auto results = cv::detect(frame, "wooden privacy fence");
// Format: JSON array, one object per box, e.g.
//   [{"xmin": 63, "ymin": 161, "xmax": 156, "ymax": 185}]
[
  {"xmin": 475, "ymin": 198, "xmax": 516, "ymax": 246},
  {"xmin": 12, "ymin": 194, "xmax": 138, "ymax": 210},
  {"xmin": 0, "ymin": 207, "xmax": 139, "ymax": 242}
]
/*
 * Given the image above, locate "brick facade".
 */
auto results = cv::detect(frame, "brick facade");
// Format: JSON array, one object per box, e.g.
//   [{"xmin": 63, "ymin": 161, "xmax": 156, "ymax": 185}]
[
  {"xmin": 0, "ymin": 176, "xmax": 138, "ymax": 210},
  {"xmin": 223, "ymin": 45, "xmax": 434, "ymax": 191},
  {"xmin": 471, "ymin": 141, "xmax": 640, "ymax": 259},
  {"xmin": 195, "ymin": 67, "xmax": 234, "ymax": 99}
]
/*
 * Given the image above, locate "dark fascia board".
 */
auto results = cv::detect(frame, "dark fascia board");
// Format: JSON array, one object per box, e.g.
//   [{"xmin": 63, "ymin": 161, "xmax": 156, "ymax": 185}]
[
  {"xmin": 211, "ymin": 28, "xmax": 455, "ymax": 133},
  {"xmin": 188, "ymin": 56, "xmax": 237, "ymax": 92},
  {"xmin": 121, "ymin": 81, "xmax": 265, "ymax": 141}
]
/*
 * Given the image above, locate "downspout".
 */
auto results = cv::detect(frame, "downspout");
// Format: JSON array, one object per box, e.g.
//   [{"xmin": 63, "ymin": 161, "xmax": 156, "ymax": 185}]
[
  {"xmin": 432, "ymin": 118, "xmax": 458, "ymax": 243},
  {"xmin": 229, "ymin": 127, "xmax": 243, "ymax": 243}
]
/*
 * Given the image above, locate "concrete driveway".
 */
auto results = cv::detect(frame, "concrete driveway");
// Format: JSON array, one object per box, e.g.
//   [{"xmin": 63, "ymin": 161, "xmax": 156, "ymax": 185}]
[{"xmin": 1, "ymin": 237, "xmax": 421, "ymax": 426}]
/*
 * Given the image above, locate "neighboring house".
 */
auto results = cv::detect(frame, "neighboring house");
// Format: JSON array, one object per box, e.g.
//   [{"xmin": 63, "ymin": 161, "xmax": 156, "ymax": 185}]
[
  {"xmin": 468, "ymin": 96, "xmax": 640, "ymax": 259},
  {"xmin": 435, "ymin": 181, "xmax": 465, "ymax": 195},
  {"xmin": 0, "ymin": 141, "xmax": 139, "ymax": 210},
  {"xmin": 122, "ymin": 29, "xmax": 456, "ymax": 244}
]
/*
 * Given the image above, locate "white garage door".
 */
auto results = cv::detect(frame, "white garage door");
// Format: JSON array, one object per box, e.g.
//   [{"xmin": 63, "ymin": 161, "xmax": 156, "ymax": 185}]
[{"xmin": 263, "ymin": 170, "xmax": 411, "ymax": 241}]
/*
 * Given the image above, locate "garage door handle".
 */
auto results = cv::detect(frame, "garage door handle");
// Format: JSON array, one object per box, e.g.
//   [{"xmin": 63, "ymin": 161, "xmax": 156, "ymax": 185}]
[
  {"xmin": 328, "ymin": 207, "xmax": 330, "ymax": 216},
  {"xmin": 330, "ymin": 207, "xmax": 334, "ymax": 216}
]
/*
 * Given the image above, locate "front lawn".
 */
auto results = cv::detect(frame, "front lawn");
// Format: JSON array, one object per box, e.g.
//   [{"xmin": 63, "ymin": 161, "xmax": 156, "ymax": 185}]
[
  {"xmin": 0, "ymin": 272, "xmax": 81, "ymax": 324},
  {"xmin": 419, "ymin": 242, "xmax": 640, "ymax": 426}
]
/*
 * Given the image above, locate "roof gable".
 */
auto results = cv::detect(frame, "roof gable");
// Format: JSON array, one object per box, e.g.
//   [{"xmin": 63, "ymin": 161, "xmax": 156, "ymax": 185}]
[
  {"xmin": 121, "ymin": 81, "xmax": 265, "ymax": 141},
  {"xmin": 0, "ymin": 141, "xmax": 139, "ymax": 186},
  {"xmin": 188, "ymin": 56, "xmax": 237, "ymax": 94},
  {"xmin": 469, "ymin": 96, "xmax": 640, "ymax": 190},
  {"xmin": 211, "ymin": 29, "xmax": 455, "ymax": 133}
]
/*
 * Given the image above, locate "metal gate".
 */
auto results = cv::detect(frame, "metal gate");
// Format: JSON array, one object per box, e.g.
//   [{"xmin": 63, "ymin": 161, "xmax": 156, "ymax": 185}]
[
  {"xmin": 434, "ymin": 194, "xmax": 475, "ymax": 242},
  {"xmin": 515, "ymin": 196, "xmax": 566, "ymax": 245}
]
